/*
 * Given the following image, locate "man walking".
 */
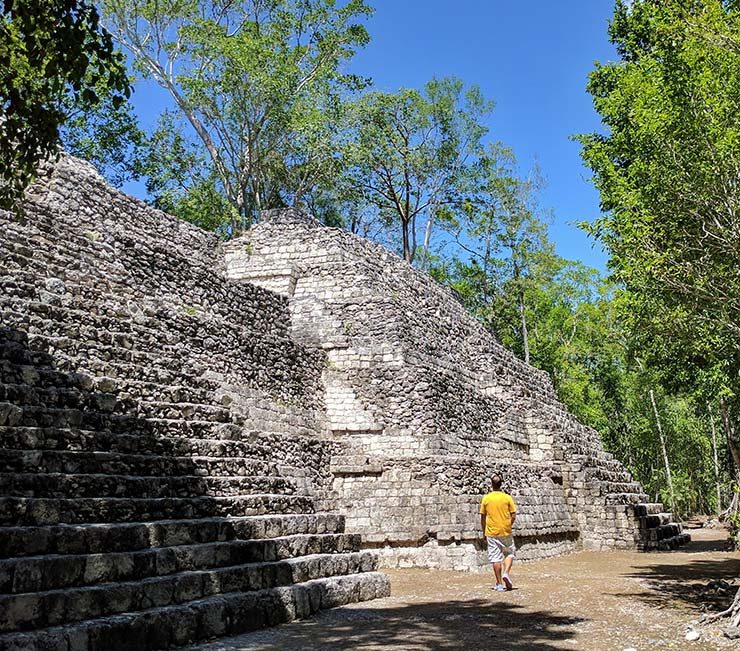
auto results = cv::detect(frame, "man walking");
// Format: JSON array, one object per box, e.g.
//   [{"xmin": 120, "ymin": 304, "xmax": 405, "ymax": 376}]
[{"xmin": 480, "ymin": 474, "xmax": 517, "ymax": 591}]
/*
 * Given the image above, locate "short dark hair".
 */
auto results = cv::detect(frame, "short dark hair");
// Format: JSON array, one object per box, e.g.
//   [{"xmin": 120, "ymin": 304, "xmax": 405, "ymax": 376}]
[{"xmin": 491, "ymin": 475, "xmax": 502, "ymax": 490}]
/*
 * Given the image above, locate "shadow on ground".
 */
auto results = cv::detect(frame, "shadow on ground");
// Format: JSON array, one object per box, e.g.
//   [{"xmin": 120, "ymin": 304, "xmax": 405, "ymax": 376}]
[
  {"xmin": 614, "ymin": 538, "xmax": 740, "ymax": 616},
  {"xmin": 200, "ymin": 598, "xmax": 585, "ymax": 651},
  {"xmin": 679, "ymin": 532, "xmax": 734, "ymax": 553}
]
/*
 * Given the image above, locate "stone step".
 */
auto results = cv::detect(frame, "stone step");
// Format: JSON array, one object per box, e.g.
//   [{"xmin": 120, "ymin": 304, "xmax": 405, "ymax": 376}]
[
  {"xmin": 0, "ymin": 383, "xmax": 100, "ymax": 411},
  {"xmin": 0, "ymin": 425, "xmax": 270, "ymax": 456},
  {"xmin": 0, "ymin": 472, "xmax": 297, "ymax": 499},
  {"xmin": 604, "ymin": 492, "xmax": 650, "ymax": 506},
  {"xmin": 583, "ymin": 467, "xmax": 634, "ymax": 484},
  {"xmin": 4, "ymin": 403, "xmax": 118, "ymax": 429},
  {"xmin": 642, "ymin": 522, "xmax": 683, "ymax": 542},
  {"xmin": 135, "ymin": 418, "xmax": 323, "ymax": 442},
  {"xmin": 0, "ymin": 329, "xmax": 207, "ymax": 394},
  {"xmin": 11, "ymin": 402, "xmax": 233, "ymax": 430},
  {"xmin": 122, "ymin": 400, "xmax": 234, "ymax": 423},
  {"xmin": 0, "ymin": 355, "xmax": 220, "ymax": 399},
  {"xmin": 0, "ymin": 550, "xmax": 378, "ymax": 632},
  {"xmin": 0, "ymin": 340, "xmax": 56, "ymax": 369},
  {"xmin": 0, "ymin": 301, "xmax": 281, "ymax": 358},
  {"xmin": 0, "ymin": 571, "xmax": 390, "ymax": 650},
  {"xmin": 0, "ymin": 494, "xmax": 315, "ymax": 526},
  {"xmin": 598, "ymin": 480, "xmax": 645, "ymax": 496},
  {"xmin": 131, "ymin": 418, "xmax": 253, "ymax": 439},
  {"xmin": 0, "ymin": 305, "xmax": 298, "ymax": 386},
  {"xmin": 0, "ymin": 449, "xmax": 283, "ymax": 477},
  {"xmin": 0, "ymin": 376, "xmax": 220, "ymax": 411},
  {"xmin": 0, "ymin": 268, "xmax": 289, "ymax": 340},
  {"xmin": 635, "ymin": 502, "xmax": 665, "ymax": 516},
  {"xmin": 0, "ymin": 426, "xmax": 324, "ymax": 470},
  {"xmin": 639, "ymin": 512, "xmax": 673, "ymax": 529},
  {"xmin": 0, "ymin": 513, "xmax": 346, "ymax": 558},
  {"xmin": 569, "ymin": 454, "xmax": 629, "ymax": 475},
  {"xmin": 0, "ymin": 533, "xmax": 361, "ymax": 593},
  {"xmin": 639, "ymin": 532, "xmax": 691, "ymax": 551},
  {"xmin": 0, "ymin": 327, "xmax": 29, "ymax": 346},
  {"xmin": 112, "ymin": 378, "xmax": 221, "ymax": 406}
]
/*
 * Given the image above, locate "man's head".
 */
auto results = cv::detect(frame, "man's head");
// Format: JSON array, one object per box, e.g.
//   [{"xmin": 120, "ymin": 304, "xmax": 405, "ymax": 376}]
[{"xmin": 491, "ymin": 474, "xmax": 502, "ymax": 490}]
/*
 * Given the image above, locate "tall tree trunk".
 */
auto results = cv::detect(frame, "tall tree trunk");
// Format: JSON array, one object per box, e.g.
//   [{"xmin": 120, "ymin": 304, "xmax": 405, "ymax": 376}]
[
  {"xmin": 519, "ymin": 288, "xmax": 530, "ymax": 365},
  {"xmin": 649, "ymin": 388, "xmax": 676, "ymax": 514},
  {"xmin": 420, "ymin": 209, "xmax": 435, "ymax": 270},
  {"xmin": 708, "ymin": 401, "xmax": 722, "ymax": 515},
  {"xmin": 402, "ymin": 219, "xmax": 412, "ymax": 263},
  {"xmin": 720, "ymin": 398, "xmax": 740, "ymax": 477}
]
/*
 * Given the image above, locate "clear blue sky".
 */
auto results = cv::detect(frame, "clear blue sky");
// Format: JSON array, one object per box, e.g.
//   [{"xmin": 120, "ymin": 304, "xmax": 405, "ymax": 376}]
[
  {"xmin": 349, "ymin": 0, "xmax": 618, "ymax": 271},
  {"xmin": 125, "ymin": 1, "xmax": 618, "ymax": 271}
]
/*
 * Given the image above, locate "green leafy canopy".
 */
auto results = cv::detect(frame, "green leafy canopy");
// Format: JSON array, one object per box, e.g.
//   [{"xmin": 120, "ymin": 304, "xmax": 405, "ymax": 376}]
[{"xmin": 1, "ymin": 0, "xmax": 130, "ymax": 208}]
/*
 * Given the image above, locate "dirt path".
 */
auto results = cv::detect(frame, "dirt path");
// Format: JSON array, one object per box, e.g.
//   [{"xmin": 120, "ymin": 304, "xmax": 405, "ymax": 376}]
[{"xmin": 191, "ymin": 527, "xmax": 740, "ymax": 651}]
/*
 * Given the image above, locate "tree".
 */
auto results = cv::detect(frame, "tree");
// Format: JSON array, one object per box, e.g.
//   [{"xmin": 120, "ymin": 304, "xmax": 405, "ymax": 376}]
[
  {"xmin": 104, "ymin": 0, "xmax": 371, "ymax": 232},
  {"xmin": 443, "ymin": 149, "xmax": 553, "ymax": 364},
  {"xmin": 59, "ymin": 79, "xmax": 143, "ymax": 187},
  {"xmin": 579, "ymin": 0, "xmax": 740, "ymax": 469},
  {"xmin": 580, "ymin": 0, "xmax": 740, "ymax": 632},
  {"xmin": 0, "ymin": 0, "xmax": 130, "ymax": 207},
  {"xmin": 344, "ymin": 77, "xmax": 491, "ymax": 263},
  {"xmin": 579, "ymin": 0, "xmax": 740, "ymax": 371}
]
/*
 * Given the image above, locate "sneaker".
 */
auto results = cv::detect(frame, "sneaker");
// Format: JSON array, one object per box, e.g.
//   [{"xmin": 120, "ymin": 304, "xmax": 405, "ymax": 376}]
[
  {"xmin": 502, "ymin": 574, "xmax": 513, "ymax": 591},
  {"xmin": 493, "ymin": 584, "xmax": 505, "ymax": 592}
]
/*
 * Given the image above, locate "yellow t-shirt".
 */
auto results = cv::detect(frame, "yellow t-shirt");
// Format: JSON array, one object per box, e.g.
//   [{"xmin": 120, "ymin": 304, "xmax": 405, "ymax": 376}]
[{"xmin": 479, "ymin": 491, "xmax": 517, "ymax": 537}]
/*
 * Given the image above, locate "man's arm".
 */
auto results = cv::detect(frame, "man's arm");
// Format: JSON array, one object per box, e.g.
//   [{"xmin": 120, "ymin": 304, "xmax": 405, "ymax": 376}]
[
  {"xmin": 480, "ymin": 513, "xmax": 487, "ymax": 536},
  {"xmin": 510, "ymin": 512, "xmax": 517, "ymax": 526}
]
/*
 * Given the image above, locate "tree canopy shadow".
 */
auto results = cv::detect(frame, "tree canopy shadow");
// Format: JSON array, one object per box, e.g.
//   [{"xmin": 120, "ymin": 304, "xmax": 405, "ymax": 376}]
[
  {"xmin": 194, "ymin": 598, "xmax": 585, "ymax": 651},
  {"xmin": 612, "ymin": 555, "xmax": 740, "ymax": 616},
  {"xmin": 678, "ymin": 535, "xmax": 734, "ymax": 553}
]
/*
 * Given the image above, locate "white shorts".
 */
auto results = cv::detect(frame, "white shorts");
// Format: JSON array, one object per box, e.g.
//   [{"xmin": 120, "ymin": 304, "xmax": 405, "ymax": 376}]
[{"xmin": 487, "ymin": 535, "xmax": 516, "ymax": 563}]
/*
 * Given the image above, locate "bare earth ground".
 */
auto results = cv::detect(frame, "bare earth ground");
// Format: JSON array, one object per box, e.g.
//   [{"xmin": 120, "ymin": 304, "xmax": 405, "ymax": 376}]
[{"xmin": 191, "ymin": 527, "xmax": 740, "ymax": 651}]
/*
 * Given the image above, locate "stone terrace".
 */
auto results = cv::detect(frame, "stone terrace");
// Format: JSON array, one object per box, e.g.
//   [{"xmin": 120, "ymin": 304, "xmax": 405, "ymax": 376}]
[
  {"xmin": 225, "ymin": 208, "xmax": 690, "ymax": 570},
  {"xmin": 0, "ymin": 158, "xmax": 388, "ymax": 650},
  {"xmin": 0, "ymin": 156, "xmax": 688, "ymax": 648}
]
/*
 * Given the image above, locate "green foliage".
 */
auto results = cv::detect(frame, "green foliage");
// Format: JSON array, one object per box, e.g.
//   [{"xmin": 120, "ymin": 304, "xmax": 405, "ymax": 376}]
[
  {"xmin": 578, "ymin": 0, "xmax": 740, "ymax": 391},
  {"xmin": 137, "ymin": 111, "xmax": 238, "ymax": 232},
  {"xmin": 569, "ymin": 0, "xmax": 740, "ymax": 516},
  {"xmin": 343, "ymin": 77, "xmax": 492, "ymax": 262},
  {"xmin": 59, "ymin": 79, "xmax": 143, "ymax": 187},
  {"xmin": 622, "ymin": 382, "xmax": 717, "ymax": 517},
  {"xmin": 0, "ymin": 0, "xmax": 130, "ymax": 207},
  {"xmin": 104, "ymin": 0, "xmax": 371, "ymax": 229},
  {"xmin": 433, "ymin": 140, "xmax": 734, "ymax": 516},
  {"xmin": 159, "ymin": 176, "xmax": 238, "ymax": 234}
]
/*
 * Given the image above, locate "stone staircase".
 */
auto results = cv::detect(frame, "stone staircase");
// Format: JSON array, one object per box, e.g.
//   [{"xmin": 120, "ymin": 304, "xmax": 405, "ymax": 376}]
[
  {"xmin": 0, "ymin": 331, "xmax": 387, "ymax": 650},
  {"xmin": 635, "ymin": 503, "xmax": 690, "ymax": 551},
  {"xmin": 0, "ymin": 158, "xmax": 389, "ymax": 648},
  {"xmin": 560, "ymin": 446, "xmax": 690, "ymax": 551}
]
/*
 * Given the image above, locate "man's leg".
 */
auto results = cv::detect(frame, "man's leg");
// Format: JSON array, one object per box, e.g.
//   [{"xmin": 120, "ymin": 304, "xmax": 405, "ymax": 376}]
[
  {"xmin": 486, "ymin": 537, "xmax": 504, "ymax": 589},
  {"xmin": 503, "ymin": 554, "xmax": 514, "ymax": 576},
  {"xmin": 502, "ymin": 552, "xmax": 514, "ymax": 590}
]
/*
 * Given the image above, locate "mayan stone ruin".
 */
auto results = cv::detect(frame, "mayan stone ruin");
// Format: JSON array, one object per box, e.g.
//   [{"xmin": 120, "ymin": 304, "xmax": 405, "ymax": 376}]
[{"xmin": 0, "ymin": 157, "xmax": 689, "ymax": 648}]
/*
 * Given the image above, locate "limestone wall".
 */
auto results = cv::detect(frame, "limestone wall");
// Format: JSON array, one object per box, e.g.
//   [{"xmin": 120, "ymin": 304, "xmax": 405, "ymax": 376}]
[
  {"xmin": 1, "ymin": 159, "xmax": 334, "ymax": 497},
  {"xmin": 0, "ymin": 158, "xmax": 686, "ymax": 594},
  {"xmin": 224, "ymin": 209, "xmax": 670, "ymax": 569},
  {"xmin": 0, "ymin": 159, "xmax": 393, "ymax": 647}
]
